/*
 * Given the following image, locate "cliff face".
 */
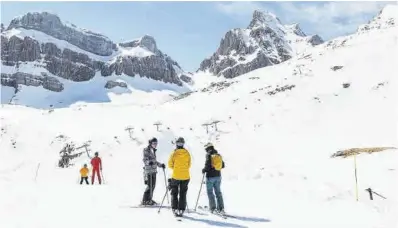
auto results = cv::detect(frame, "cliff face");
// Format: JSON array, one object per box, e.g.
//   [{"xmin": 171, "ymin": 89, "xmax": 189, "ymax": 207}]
[
  {"xmin": 198, "ymin": 10, "xmax": 324, "ymax": 78},
  {"xmin": 1, "ymin": 12, "xmax": 187, "ymax": 94}
]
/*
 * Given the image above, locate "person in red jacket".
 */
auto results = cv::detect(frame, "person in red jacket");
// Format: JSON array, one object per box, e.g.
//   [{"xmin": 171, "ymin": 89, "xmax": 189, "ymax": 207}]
[{"xmin": 91, "ymin": 152, "xmax": 102, "ymax": 185}]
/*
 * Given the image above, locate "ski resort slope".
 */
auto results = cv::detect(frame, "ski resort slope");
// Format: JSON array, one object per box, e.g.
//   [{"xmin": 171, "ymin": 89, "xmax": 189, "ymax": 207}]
[{"xmin": 1, "ymin": 9, "xmax": 398, "ymax": 228}]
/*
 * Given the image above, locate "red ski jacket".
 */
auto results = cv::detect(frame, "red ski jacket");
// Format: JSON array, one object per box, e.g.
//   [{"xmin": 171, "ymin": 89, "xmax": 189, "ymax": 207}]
[{"xmin": 91, "ymin": 157, "xmax": 102, "ymax": 170}]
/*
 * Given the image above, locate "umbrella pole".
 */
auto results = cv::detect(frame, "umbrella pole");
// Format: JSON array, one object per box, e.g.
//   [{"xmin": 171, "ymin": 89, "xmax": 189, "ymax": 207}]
[{"xmin": 354, "ymin": 153, "xmax": 359, "ymax": 201}]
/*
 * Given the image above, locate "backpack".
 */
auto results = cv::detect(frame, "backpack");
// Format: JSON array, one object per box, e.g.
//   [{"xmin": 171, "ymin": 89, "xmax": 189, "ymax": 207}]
[{"xmin": 211, "ymin": 154, "xmax": 223, "ymax": 171}]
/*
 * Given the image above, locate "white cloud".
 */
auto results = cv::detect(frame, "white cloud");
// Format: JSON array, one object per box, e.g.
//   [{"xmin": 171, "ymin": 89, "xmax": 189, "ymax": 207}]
[
  {"xmin": 215, "ymin": 1, "xmax": 393, "ymax": 39},
  {"xmin": 215, "ymin": 1, "xmax": 263, "ymax": 17},
  {"xmin": 278, "ymin": 2, "xmax": 390, "ymax": 38},
  {"xmin": 280, "ymin": 2, "xmax": 388, "ymax": 22}
]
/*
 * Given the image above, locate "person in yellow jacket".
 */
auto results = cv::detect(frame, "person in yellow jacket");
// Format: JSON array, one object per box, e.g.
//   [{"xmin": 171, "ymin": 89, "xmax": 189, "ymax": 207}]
[
  {"xmin": 79, "ymin": 164, "xmax": 89, "ymax": 185},
  {"xmin": 168, "ymin": 137, "xmax": 191, "ymax": 217}
]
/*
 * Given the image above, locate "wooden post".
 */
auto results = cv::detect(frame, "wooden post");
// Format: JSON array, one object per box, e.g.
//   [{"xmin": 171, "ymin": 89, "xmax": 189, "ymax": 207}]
[
  {"xmin": 76, "ymin": 143, "xmax": 92, "ymax": 159},
  {"xmin": 154, "ymin": 122, "xmax": 162, "ymax": 132},
  {"xmin": 212, "ymin": 120, "xmax": 221, "ymax": 131},
  {"xmin": 366, "ymin": 188, "xmax": 373, "ymax": 200},
  {"xmin": 125, "ymin": 127, "xmax": 134, "ymax": 139},
  {"xmin": 83, "ymin": 144, "xmax": 91, "ymax": 159},
  {"xmin": 354, "ymin": 153, "xmax": 359, "ymax": 201},
  {"xmin": 202, "ymin": 123, "xmax": 209, "ymax": 133}
]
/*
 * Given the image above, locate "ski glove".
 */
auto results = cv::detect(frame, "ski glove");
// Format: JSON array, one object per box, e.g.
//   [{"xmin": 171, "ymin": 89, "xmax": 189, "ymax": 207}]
[
  {"xmin": 149, "ymin": 161, "xmax": 154, "ymax": 166},
  {"xmin": 202, "ymin": 168, "xmax": 206, "ymax": 174},
  {"xmin": 160, "ymin": 163, "xmax": 166, "ymax": 169}
]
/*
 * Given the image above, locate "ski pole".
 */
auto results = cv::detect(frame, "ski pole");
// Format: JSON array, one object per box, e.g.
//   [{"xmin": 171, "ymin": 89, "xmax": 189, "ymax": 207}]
[
  {"xmin": 163, "ymin": 168, "xmax": 170, "ymax": 203},
  {"xmin": 101, "ymin": 170, "xmax": 105, "ymax": 184},
  {"xmin": 149, "ymin": 174, "xmax": 153, "ymax": 201},
  {"xmin": 34, "ymin": 163, "xmax": 40, "ymax": 183},
  {"xmin": 157, "ymin": 188, "xmax": 169, "ymax": 214},
  {"xmin": 194, "ymin": 173, "xmax": 205, "ymax": 211}
]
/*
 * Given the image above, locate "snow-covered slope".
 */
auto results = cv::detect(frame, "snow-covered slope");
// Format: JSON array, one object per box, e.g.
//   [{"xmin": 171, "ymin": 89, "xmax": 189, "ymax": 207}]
[
  {"xmin": 358, "ymin": 4, "xmax": 397, "ymax": 32},
  {"xmin": 1, "ymin": 12, "xmax": 192, "ymax": 108},
  {"xmin": 198, "ymin": 10, "xmax": 323, "ymax": 79},
  {"xmin": 0, "ymin": 4, "xmax": 397, "ymax": 228}
]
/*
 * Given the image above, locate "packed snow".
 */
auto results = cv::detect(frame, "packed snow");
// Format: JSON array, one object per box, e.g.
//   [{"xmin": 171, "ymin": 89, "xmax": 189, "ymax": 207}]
[
  {"xmin": 1, "ymin": 5, "xmax": 398, "ymax": 228},
  {"xmin": 119, "ymin": 46, "xmax": 154, "ymax": 58}
]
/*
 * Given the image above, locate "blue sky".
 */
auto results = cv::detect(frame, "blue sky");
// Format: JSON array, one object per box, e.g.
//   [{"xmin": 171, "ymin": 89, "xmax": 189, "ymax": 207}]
[{"xmin": 1, "ymin": 1, "xmax": 393, "ymax": 72}]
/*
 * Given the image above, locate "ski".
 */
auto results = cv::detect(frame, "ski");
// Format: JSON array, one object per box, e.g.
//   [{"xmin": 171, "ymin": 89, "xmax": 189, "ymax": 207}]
[
  {"xmin": 120, "ymin": 203, "xmax": 170, "ymax": 209},
  {"xmin": 135, "ymin": 203, "xmax": 159, "ymax": 208},
  {"xmin": 173, "ymin": 213, "xmax": 183, "ymax": 221},
  {"xmin": 197, "ymin": 205, "xmax": 235, "ymax": 219},
  {"xmin": 172, "ymin": 210, "xmax": 186, "ymax": 221},
  {"xmin": 211, "ymin": 211, "xmax": 227, "ymax": 219}
]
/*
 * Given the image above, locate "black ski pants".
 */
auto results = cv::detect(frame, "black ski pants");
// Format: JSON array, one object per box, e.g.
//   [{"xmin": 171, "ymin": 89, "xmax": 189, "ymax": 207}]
[
  {"xmin": 142, "ymin": 173, "xmax": 157, "ymax": 202},
  {"xmin": 80, "ymin": 177, "xmax": 89, "ymax": 185},
  {"xmin": 170, "ymin": 178, "xmax": 190, "ymax": 211}
]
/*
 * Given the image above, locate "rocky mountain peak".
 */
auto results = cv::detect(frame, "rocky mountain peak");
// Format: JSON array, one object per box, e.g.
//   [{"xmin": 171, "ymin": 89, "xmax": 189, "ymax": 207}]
[
  {"xmin": 139, "ymin": 35, "xmax": 158, "ymax": 53},
  {"xmin": 198, "ymin": 9, "xmax": 323, "ymax": 79},
  {"xmin": 285, "ymin": 23, "xmax": 306, "ymax": 37},
  {"xmin": 7, "ymin": 12, "xmax": 115, "ymax": 56},
  {"xmin": 248, "ymin": 10, "xmax": 282, "ymax": 29},
  {"xmin": 8, "ymin": 12, "xmax": 62, "ymax": 30},
  {"xmin": 119, "ymin": 35, "xmax": 158, "ymax": 53}
]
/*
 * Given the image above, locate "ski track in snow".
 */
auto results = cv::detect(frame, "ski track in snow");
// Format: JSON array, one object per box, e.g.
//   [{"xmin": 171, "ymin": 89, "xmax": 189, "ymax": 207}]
[{"xmin": 1, "ymin": 6, "xmax": 398, "ymax": 228}]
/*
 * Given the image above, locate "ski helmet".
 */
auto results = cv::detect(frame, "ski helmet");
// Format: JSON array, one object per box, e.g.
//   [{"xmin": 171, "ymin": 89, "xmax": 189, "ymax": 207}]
[
  {"xmin": 95, "ymin": 152, "xmax": 99, "ymax": 156},
  {"xmin": 204, "ymin": 142, "xmax": 213, "ymax": 149},
  {"xmin": 176, "ymin": 137, "xmax": 185, "ymax": 144}
]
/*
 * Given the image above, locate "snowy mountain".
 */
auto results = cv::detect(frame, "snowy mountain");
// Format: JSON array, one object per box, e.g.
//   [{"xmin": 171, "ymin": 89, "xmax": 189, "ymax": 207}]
[
  {"xmin": 358, "ymin": 4, "xmax": 397, "ymax": 32},
  {"xmin": 198, "ymin": 10, "xmax": 324, "ymax": 78},
  {"xmin": 1, "ymin": 12, "xmax": 191, "ymax": 108},
  {"xmin": 0, "ymin": 5, "xmax": 398, "ymax": 228}
]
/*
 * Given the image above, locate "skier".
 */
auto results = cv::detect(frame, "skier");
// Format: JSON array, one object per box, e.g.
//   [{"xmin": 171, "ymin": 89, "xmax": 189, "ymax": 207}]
[
  {"xmin": 79, "ymin": 164, "xmax": 90, "ymax": 185},
  {"xmin": 168, "ymin": 137, "xmax": 191, "ymax": 217},
  {"xmin": 202, "ymin": 142, "xmax": 225, "ymax": 214},
  {"xmin": 142, "ymin": 137, "xmax": 166, "ymax": 206},
  {"xmin": 90, "ymin": 152, "xmax": 102, "ymax": 185}
]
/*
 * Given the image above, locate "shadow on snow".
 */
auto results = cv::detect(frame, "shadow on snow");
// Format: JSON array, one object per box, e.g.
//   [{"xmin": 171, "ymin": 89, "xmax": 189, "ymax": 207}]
[{"xmin": 183, "ymin": 215, "xmax": 249, "ymax": 228}]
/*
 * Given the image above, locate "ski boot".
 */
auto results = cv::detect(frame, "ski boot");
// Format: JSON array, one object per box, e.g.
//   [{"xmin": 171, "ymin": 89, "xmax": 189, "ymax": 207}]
[
  {"xmin": 148, "ymin": 199, "xmax": 157, "ymax": 205},
  {"xmin": 172, "ymin": 209, "xmax": 180, "ymax": 217}
]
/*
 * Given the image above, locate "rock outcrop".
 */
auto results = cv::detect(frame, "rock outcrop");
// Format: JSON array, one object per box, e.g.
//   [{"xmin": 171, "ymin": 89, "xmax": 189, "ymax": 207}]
[
  {"xmin": 105, "ymin": 80, "xmax": 128, "ymax": 89},
  {"xmin": 8, "ymin": 12, "xmax": 116, "ymax": 56},
  {"xmin": 1, "ymin": 72, "xmax": 64, "ymax": 92}
]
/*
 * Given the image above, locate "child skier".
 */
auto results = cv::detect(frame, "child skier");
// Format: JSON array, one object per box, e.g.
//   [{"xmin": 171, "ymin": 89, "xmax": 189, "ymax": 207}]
[
  {"xmin": 202, "ymin": 143, "xmax": 225, "ymax": 214},
  {"xmin": 79, "ymin": 164, "xmax": 89, "ymax": 185},
  {"xmin": 168, "ymin": 137, "xmax": 191, "ymax": 217}
]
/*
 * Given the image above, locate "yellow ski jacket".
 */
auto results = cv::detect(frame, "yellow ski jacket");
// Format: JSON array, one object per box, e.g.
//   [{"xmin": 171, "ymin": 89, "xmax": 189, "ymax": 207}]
[{"xmin": 168, "ymin": 148, "xmax": 191, "ymax": 180}]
